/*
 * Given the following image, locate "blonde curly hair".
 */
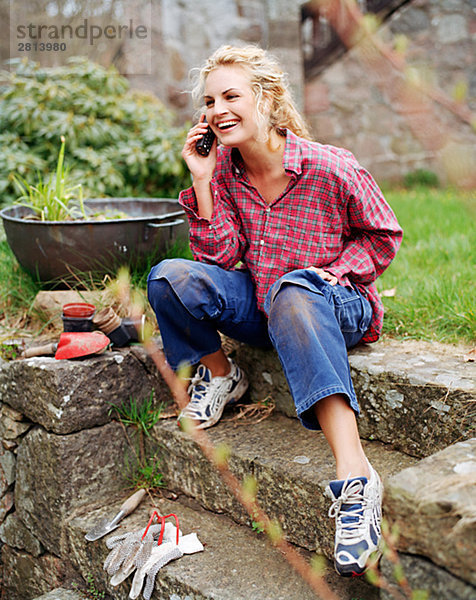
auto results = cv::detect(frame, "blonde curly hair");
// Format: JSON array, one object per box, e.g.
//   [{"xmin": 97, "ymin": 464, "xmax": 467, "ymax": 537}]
[{"xmin": 191, "ymin": 45, "xmax": 313, "ymax": 142}]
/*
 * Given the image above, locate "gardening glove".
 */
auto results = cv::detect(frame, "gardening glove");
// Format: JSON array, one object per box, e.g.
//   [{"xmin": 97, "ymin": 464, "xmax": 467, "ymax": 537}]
[
  {"xmin": 110, "ymin": 522, "xmax": 180, "ymax": 586},
  {"xmin": 130, "ymin": 530, "xmax": 204, "ymax": 600},
  {"xmin": 127, "ymin": 522, "xmax": 182, "ymax": 598},
  {"xmin": 109, "ymin": 533, "xmax": 155, "ymax": 586},
  {"xmin": 104, "ymin": 524, "xmax": 163, "ymax": 576},
  {"xmin": 129, "ymin": 542, "xmax": 183, "ymax": 600}
]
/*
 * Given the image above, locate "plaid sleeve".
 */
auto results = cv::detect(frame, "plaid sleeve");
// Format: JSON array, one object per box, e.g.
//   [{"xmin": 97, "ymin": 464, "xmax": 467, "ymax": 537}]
[
  {"xmin": 325, "ymin": 165, "xmax": 403, "ymax": 285},
  {"xmin": 179, "ymin": 182, "xmax": 247, "ymax": 269}
]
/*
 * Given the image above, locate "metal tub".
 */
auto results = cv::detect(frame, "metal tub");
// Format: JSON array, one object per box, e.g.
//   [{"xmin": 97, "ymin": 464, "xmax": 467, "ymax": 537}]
[{"xmin": 0, "ymin": 198, "xmax": 189, "ymax": 285}]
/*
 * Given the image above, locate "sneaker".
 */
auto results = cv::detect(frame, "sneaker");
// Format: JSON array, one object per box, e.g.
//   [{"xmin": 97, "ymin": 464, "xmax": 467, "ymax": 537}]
[
  {"xmin": 327, "ymin": 462, "xmax": 383, "ymax": 577},
  {"xmin": 178, "ymin": 358, "xmax": 248, "ymax": 430}
]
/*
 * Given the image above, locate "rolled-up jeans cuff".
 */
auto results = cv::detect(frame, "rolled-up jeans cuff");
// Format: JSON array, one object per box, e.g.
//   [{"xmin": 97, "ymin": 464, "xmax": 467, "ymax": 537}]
[{"xmin": 296, "ymin": 386, "xmax": 360, "ymax": 431}]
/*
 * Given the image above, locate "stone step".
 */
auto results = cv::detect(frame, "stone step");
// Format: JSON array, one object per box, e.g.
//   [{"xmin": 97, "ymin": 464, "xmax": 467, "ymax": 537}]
[
  {"xmin": 232, "ymin": 338, "xmax": 476, "ymax": 458},
  {"xmin": 383, "ymin": 437, "xmax": 476, "ymax": 596},
  {"xmin": 379, "ymin": 553, "xmax": 476, "ymax": 600},
  {"xmin": 3, "ymin": 337, "xmax": 474, "ymax": 598},
  {"xmin": 0, "ymin": 346, "xmax": 171, "ymax": 435},
  {"xmin": 148, "ymin": 412, "xmax": 417, "ymax": 557},
  {"xmin": 5, "ymin": 398, "xmax": 472, "ymax": 599},
  {"xmin": 65, "ymin": 495, "xmax": 379, "ymax": 600},
  {"xmin": 2, "ymin": 338, "xmax": 474, "ymax": 456}
]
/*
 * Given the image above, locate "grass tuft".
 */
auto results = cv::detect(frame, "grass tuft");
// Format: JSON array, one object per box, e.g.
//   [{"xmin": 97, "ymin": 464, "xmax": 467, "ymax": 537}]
[{"xmin": 0, "ymin": 239, "xmax": 40, "ymax": 332}]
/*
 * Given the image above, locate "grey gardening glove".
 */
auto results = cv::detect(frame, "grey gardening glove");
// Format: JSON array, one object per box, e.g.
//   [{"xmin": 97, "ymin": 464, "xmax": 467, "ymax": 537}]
[
  {"xmin": 129, "ymin": 530, "xmax": 204, "ymax": 600},
  {"xmin": 104, "ymin": 524, "xmax": 163, "ymax": 577}
]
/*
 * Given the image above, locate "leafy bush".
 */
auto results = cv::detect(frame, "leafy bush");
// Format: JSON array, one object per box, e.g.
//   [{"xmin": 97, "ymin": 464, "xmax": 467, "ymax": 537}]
[{"xmin": 0, "ymin": 57, "xmax": 190, "ymax": 206}]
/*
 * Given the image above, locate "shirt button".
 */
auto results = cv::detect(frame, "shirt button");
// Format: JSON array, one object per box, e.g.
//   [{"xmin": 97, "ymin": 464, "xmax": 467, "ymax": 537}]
[
  {"xmin": 260, "ymin": 240, "xmax": 265, "ymax": 246},
  {"xmin": 265, "ymin": 206, "xmax": 270, "ymax": 212}
]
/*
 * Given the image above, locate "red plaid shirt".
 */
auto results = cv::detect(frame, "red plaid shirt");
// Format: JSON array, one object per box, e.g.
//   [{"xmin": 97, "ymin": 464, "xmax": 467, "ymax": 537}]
[{"xmin": 179, "ymin": 130, "xmax": 402, "ymax": 343}]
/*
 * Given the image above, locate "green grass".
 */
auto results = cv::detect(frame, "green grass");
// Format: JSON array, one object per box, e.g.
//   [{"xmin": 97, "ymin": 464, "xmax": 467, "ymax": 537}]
[
  {"xmin": 378, "ymin": 186, "xmax": 475, "ymax": 345},
  {"xmin": 108, "ymin": 393, "xmax": 165, "ymax": 438},
  {"xmin": 109, "ymin": 394, "xmax": 166, "ymax": 490},
  {"xmin": 0, "ymin": 239, "xmax": 41, "ymax": 331}
]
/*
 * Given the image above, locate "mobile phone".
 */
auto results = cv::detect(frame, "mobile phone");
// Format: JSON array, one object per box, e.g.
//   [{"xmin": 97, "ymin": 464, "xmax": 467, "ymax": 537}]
[{"xmin": 195, "ymin": 117, "xmax": 216, "ymax": 156}]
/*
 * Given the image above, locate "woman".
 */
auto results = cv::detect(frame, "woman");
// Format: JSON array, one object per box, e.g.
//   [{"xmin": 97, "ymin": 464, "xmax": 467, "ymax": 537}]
[{"xmin": 148, "ymin": 45, "xmax": 403, "ymax": 577}]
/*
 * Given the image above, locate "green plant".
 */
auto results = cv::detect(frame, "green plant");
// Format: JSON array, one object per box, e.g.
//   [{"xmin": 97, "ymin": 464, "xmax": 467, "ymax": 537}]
[
  {"xmin": 403, "ymin": 169, "xmax": 440, "ymax": 189},
  {"xmin": 124, "ymin": 454, "xmax": 165, "ymax": 490},
  {"xmin": 0, "ymin": 341, "xmax": 20, "ymax": 360},
  {"xmin": 0, "ymin": 57, "xmax": 189, "ymax": 206},
  {"xmin": 13, "ymin": 136, "xmax": 86, "ymax": 221},
  {"xmin": 0, "ymin": 238, "xmax": 41, "ymax": 330},
  {"xmin": 251, "ymin": 518, "xmax": 265, "ymax": 534},
  {"xmin": 109, "ymin": 393, "xmax": 166, "ymax": 490},
  {"xmin": 379, "ymin": 187, "xmax": 475, "ymax": 344},
  {"xmin": 72, "ymin": 573, "xmax": 106, "ymax": 600},
  {"xmin": 109, "ymin": 393, "xmax": 164, "ymax": 439}
]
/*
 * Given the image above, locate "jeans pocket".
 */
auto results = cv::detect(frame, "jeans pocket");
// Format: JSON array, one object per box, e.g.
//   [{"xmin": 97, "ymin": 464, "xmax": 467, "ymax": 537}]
[
  {"xmin": 334, "ymin": 287, "xmax": 372, "ymax": 334},
  {"xmin": 358, "ymin": 294, "xmax": 373, "ymax": 333}
]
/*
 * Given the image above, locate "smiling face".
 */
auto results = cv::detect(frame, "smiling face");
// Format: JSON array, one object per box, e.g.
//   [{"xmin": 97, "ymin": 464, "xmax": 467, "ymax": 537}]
[{"xmin": 203, "ymin": 65, "xmax": 263, "ymax": 148}]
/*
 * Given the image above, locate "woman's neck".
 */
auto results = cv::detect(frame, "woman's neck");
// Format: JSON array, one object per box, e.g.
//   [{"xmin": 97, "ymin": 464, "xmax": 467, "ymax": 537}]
[{"xmin": 238, "ymin": 130, "xmax": 286, "ymax": 178}]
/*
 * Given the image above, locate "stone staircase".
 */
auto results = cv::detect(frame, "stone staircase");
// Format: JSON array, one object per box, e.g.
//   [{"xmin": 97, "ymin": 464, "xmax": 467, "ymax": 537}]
[{"xmin": 0, "ymin": 339, "xmax": 474, "ymax": 599}]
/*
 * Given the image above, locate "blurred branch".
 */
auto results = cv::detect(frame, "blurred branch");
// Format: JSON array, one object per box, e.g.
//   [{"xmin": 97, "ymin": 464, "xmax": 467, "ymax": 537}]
[
  {"xmin": 312, "ymin": 0, "xmax": 474, "ymax": 136},
  {"xmin": 142, "ymin": 334, "xmax": 340, "ymax": 600}
]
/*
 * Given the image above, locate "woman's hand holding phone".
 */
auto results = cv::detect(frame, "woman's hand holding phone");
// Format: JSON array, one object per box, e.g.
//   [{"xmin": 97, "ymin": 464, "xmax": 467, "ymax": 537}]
[
  {"xmin": 181, "ymin": 115, "xmax": 217, "ymax": 220},
  {"xmin": 181, "ymin": 115, "xmax": 217, "ymax": 182}
]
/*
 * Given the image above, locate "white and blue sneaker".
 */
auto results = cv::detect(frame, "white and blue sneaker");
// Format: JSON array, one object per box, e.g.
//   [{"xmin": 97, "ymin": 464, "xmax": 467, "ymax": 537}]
[
  {"xmin": 178, "ymin": 358, "xmax": 248, "ymax": 430},
  {"xmin": 327, "ymin": 462, "xmax": 383, "ymax": 577}
]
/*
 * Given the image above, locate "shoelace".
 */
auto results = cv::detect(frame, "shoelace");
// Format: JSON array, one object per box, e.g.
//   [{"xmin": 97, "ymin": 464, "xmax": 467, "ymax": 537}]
[
  {"xmin": 328, "ymin": 478, "xmax": 368, "ymax": 541},
  {"xmin": 185, "ymin": 364, "xmax": 207, "ymax": 393}
]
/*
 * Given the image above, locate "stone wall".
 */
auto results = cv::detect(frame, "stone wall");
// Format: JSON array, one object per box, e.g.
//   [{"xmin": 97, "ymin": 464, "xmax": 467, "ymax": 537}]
[
  {"xmin": 126, "ymin": 0, "xmax": 304, "ymax": 123},
  {"xmin": 126, "ymin": 0, "xmax": 475, "ymax": 186},
  {"xmin": 305, "ymin": 0, "xmax": 476, "ymax": 185},
  {"xmin": 0, "ymin": 338, "xmax": 474, "ymax": 598},
  {"xmin": 0, "ymin": 347, "xmax": 169, "ymax": 599}
]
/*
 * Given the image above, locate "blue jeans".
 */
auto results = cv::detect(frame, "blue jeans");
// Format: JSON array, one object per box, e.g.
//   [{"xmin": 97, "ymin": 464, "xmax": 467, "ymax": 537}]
[{"xmin": 147, "ymin": 259, "xmax": 372, "ymax": 430}]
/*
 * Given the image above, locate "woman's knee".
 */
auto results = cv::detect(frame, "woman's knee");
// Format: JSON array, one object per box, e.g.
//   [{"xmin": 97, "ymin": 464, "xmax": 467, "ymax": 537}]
[
  {"xmin": 147, "ymin": 259, "xmax": 189, "ymax": 307},
  {"xmin": 148, "ymin": 258, "xmax": 193, "ymax": 287},
  {"xmin": 267, "ymin": 283, "xmax": 316, "ymax": 332},
  {"xmin": 148, "ymin": 259, "xmax": 225, "ymax": 321},
  {"xmin": 147, "ymin": 278, "xmax": 173, "ymax": 316}
]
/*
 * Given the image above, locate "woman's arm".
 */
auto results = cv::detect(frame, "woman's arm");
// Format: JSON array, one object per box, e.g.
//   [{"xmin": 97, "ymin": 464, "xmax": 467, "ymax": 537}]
[
  {"xmin": 324, "ymin": 165, "xmax": 403, "ymax": 285},
  {"xmin": 179, "ymin": 183, "xmax": 247, "ymax": 269},
  {"xmin": 179, "ymin": 119, "xmax": 247, "ymax": 269}
]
